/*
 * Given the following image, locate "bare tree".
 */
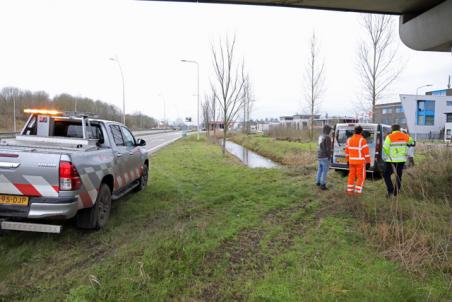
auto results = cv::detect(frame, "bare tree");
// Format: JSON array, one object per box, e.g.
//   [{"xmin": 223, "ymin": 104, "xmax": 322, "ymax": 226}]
[
  {"xmin": 201, "ymin": 96, "xmax": 211, "ymax": 136},
  {"xmin": 210, "ymin": 35, "xmax": 247, "ymax": 155},
  {"xmin": 357, "ymin": 14, "xmax": 402, "ymax": 122},
  {"xmin": 242, "ymin": 74, "xmax": 255, "ymax": 134},
  {"xmin": 209, "ymin": 89, "xmax": 218, "ymax": 136},
  {"xmin": 0, "ymin": 87, "xmax": 21, "ymax": 132},
  {"xmin": 304, "ymin": 31, "xmax": 325, "ymax": 140}
]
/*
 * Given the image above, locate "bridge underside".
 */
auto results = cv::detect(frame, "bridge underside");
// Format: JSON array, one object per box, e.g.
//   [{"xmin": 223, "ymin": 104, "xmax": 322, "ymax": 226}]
[{"xmin": 152, "ymin": 0, "xmax": 452, "ymax": 52}]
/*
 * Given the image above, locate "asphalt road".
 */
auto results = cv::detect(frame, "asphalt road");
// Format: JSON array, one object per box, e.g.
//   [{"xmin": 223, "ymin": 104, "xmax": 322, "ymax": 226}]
[{"xmin": 136, "ymin": 131, "xmax": 183, "ymax": 154}]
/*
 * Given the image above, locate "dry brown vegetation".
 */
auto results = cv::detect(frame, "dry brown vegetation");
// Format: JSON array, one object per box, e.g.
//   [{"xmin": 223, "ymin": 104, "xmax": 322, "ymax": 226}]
[
  {"xmin": 265, "ymin": 126, "xmax": 321, "ymax": 142},
  {"xmin": 348, "ymin": 147, "xmax": 451, "ymax": 276}
]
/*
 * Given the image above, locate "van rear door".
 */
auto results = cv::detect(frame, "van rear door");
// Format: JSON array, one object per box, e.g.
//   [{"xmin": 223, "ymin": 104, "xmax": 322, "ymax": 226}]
[
  {"xmin": 332, "ymin": 124, "xmax": 378, "ymax": 170},
  {"xmin": 332, "ymin": 125, "xmax": 353, "ymax": 169}
]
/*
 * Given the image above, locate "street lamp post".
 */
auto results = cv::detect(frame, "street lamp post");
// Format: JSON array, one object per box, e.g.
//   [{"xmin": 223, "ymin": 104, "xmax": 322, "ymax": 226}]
[
  {"xmin": 181, "ymin": 59, "xmax": 200, "ymax": 140},
  {"xmin": 416, "ymin": 84, "xmax": 432, "ymax": 96},
  {"xmin": 110, "ymin": 56, "xmax": 126, "ymax": 125},
  {"xmin": 13, "ymin": 97, "xmax": 16, "ymax": 133},
  {"xmin": 158, "ymin": 93, "xmax": 167, "ymax": 128}
]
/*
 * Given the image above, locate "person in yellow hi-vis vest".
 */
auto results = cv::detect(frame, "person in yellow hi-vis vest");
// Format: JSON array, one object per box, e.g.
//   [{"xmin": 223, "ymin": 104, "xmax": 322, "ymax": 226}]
[{"xmin": 382, "ymin": 124, "xmax": 415, "ymax": 197}]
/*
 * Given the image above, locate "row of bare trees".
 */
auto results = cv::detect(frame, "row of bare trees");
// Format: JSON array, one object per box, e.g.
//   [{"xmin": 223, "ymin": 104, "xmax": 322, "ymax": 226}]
[
  {"xmin": 303, "ymin": 14, "xmax": 402, "ymax": 140},
  {"xmin": 0, "ymin": 87, "xmax": 158, "ymax": 131},
  {"xmin": 202, "ymin": 36, "xmax": 255, "ymax": 155}
]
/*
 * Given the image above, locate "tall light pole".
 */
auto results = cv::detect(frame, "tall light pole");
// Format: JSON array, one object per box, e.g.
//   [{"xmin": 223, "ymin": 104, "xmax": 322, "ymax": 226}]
[
  {"xmin": 158, "ymin": 93, "xmax": 167, "ymax": 128},
  {"xmin": 416, "ymin": 84, "xmax": 432, "ymax": 96},
  {"xmin": 13, "ymin": 96, "xmax": 16, "ymax": 133},
  {"xmin": 181, "ymin": 59, "xmax": 200, "ymax": 140},
  {"xmin": 110, "ymin": 56, "xmax": 126, "ymax": 125}
]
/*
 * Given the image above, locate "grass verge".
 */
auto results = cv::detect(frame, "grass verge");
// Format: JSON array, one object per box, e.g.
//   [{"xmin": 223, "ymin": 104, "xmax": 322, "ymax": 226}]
[{"xmin": 0, "ymin": 136, "xmax": 449, "ymax": 301}]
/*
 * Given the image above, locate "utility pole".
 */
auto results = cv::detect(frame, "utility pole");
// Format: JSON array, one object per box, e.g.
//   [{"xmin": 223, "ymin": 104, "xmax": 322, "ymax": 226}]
[
  {"xmin": 13, "ymin": 96, "xmax": 16, "ymax": 133},
  {"xmin": 109, "ymin": 56, "xmax": 126, "ymax": 125},
  {"xmin": 181, "ymin": 59, "xmax": 200, "ymax": 140}
]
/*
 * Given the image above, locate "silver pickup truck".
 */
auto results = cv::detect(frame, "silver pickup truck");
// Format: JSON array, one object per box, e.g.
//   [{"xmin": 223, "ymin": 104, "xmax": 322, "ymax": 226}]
[{"xmin": 0, "ymin": 110, "xmax": 149, "ymax": 232}]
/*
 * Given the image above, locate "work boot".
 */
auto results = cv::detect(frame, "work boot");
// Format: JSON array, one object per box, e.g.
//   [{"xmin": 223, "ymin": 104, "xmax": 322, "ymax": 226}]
[
  {"xmin": 321, "ymin": 184, "xmax": 328, "ymax": 191},
  {"xmin": 316, "ymin": 182, "xmax": 321, "ymax": 186}
]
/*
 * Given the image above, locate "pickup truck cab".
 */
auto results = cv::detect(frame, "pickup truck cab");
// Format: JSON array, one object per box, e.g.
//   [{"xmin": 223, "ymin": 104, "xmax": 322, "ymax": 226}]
[{"xmin": 0, "ymin": 110, "xmax": 149, "ymax": 231}]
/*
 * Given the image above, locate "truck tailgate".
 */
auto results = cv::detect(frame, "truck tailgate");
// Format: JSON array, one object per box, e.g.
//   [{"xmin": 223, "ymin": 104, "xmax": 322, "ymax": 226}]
[{"xmin": 0, "ymin": 149, "xmax": 60, "ymax": 198}]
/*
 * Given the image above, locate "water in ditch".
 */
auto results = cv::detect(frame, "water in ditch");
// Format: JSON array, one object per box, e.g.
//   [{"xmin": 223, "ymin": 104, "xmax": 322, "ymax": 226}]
[{"xmin": 225, "ymin": 141, "xmax": 279, "ymax": 168}]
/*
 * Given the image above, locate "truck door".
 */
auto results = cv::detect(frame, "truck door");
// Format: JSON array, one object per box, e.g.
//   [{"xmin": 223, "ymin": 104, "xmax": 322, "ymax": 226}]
[
  {"xmin": 120, "ymin": 126, "xmax": 141, "ymax": 182},
  {"xmin": 109, "ymin": 125, "xmax": 131, "ymax": 190}
]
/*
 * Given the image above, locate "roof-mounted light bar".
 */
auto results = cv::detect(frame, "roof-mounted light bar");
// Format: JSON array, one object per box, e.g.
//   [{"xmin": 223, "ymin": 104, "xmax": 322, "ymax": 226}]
[{"xmin": 24, "ymin": 109, "xmax": 63, "ymax": 115}]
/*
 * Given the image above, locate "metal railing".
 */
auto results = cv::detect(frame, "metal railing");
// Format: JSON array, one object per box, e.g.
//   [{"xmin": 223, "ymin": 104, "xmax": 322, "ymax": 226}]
[{"xmin": 0, "ymin": 132, "xmax": 18, "ymax": 139}]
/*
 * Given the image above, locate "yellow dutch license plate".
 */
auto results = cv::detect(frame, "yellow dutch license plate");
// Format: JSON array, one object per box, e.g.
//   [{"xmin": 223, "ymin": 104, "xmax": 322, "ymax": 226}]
[
  {"xmin": 0, "ymin": 195, "xmax": 29, "ymax": 206},
  {"xmin": 336, "ymin": 157, "xmax": 347, "ymax": 163}
]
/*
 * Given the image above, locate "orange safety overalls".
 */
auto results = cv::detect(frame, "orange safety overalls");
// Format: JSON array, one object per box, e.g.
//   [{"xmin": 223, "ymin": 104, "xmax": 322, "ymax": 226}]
[{"xmin": 345, "ymin": 134, "xmax": 371, "ymax": 194}]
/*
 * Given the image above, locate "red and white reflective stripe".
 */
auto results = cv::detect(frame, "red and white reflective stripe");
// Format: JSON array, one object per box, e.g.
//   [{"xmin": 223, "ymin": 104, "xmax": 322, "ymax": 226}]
[
  {"xmin": 116, "ymin": 176, "xmax": 123, "ymax": 188},
  {"xmin": 79, "ymin": 173, "xmax": 97, "ymax": 202},
  {"xmin": 355, "ymin": 184, "xmax": 363, "ymax": 193},
  {"xmin": 22, "ymin": 175, "xmax": 59, "ymax": 197},
  {"xmin": 349, "ymin": 157, "xmax": 365, "ymax": 160},
  {"xmin": 0, "ymin": 175, "xmax": 22, "ymax": 195},
  {"xmin": 348, "ymin": 144, "xmax": 368, "ymax": 150},
  {"xmin": 358, "ymin": 138, "xmax": 363, "ymax": 159}
]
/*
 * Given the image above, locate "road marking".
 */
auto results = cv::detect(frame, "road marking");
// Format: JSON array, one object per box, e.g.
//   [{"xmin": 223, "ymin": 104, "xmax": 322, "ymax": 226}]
[{"xmin": 147, "ymin": 136, "xmax": 182, "ymax": 153}]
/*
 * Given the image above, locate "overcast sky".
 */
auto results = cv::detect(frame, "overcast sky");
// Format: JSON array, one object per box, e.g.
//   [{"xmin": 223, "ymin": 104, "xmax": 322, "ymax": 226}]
[{"xmin": 0, "ymin": 0, "xmax": 451, "ymax": 122}]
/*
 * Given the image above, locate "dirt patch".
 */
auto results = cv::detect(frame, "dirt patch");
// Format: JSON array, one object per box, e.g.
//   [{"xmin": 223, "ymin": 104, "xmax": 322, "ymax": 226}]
[
  {"xmin": 194, "ymin": 199, "xmax": 330, "ymax": 301},
  {"xmin": 196, "ymin": 228, "xmax": 268, "ymax": 301}
]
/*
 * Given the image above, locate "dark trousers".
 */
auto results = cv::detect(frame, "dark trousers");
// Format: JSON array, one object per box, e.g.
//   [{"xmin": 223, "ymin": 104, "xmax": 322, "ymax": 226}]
[{"xmin": 383, "ymin": 162, "xmax": 405, "ymax": 196}]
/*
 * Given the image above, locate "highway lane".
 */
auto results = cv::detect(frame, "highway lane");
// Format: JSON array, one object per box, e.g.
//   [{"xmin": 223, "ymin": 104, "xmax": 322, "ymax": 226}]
[{"xmin": 135, "ymin": 131, "xmax": 184, "ymax": 154}]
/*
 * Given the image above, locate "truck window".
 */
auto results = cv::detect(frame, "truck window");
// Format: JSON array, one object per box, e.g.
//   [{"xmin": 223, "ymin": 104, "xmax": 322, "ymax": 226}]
[
  {"xmin": 110, "ymin": 125, "xmax": 125, "ymax": 146},
  {"xmin": 121, "ymin": 127, "xmax": 136, "ymax": 147},
  {"xmin": 52, "ymin": 120, "xmax": 103, "ymax": 140}
]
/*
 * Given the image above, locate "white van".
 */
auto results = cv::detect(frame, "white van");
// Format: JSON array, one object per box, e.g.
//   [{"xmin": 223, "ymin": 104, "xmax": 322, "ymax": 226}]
[
  {"xmin": 445, "ymin": 122, "xmax": 452, "ymax": 143},
  {"xmin": 331, "ymin": 123, "xmax": 392, "ymax": 173}
]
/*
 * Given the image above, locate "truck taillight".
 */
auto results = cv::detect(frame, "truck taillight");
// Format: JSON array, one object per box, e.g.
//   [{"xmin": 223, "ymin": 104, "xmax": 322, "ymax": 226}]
[{"xmin": 59, "ymin": 161, "xmax": 81, "ymax": 191}]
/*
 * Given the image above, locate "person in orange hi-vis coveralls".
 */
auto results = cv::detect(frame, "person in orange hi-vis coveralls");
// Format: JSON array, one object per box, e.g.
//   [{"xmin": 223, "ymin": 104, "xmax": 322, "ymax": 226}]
[{"xmin": 345, "ymin": 125, "xmax": 371, "ymax": 195}]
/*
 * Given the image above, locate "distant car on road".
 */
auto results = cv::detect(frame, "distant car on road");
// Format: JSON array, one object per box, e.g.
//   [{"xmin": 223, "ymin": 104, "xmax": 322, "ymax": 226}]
[{"xmin": 0, "ymin": 109, "xmax": 149, "ymax": 232}]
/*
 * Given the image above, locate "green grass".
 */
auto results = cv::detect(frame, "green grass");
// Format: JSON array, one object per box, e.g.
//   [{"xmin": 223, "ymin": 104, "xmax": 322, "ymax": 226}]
[{"xmin": 0, "ymin": 136, "xmax": 449, "ymax": 301}]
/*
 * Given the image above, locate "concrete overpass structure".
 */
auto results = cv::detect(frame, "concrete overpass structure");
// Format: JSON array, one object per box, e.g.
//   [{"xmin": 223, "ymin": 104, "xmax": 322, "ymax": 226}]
[{"xmin": 152, "ymin": 0, "xmax": 452, "ymax": 52}]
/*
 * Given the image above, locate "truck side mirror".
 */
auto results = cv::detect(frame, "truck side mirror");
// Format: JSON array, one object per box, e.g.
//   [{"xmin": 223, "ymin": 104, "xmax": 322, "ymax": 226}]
[{"xmin": 136, "ymin": 139, "xmax": 146, "ymax": 146}]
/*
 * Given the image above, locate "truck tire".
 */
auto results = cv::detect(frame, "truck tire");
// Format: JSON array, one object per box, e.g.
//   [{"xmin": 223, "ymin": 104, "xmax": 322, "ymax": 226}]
[
  {"xmin": 135, "ymin": 163, "xmax": 149, "ymax": 192},
  {"xmin": 76, "ymin": 184, "xmax": 112, "ymax": 230}
]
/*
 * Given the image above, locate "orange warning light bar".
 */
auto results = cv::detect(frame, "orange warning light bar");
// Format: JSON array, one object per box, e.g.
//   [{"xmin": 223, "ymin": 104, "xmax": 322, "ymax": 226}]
[{"xmin": 24, "ymin": 109, "xmax": 62, "ymax": 115}]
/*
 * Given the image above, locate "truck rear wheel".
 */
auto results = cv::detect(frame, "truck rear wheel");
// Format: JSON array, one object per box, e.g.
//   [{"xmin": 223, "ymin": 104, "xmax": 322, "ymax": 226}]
[{"xmin": 76, "ymin": 184, "xmax": 111, "ymax": 230}]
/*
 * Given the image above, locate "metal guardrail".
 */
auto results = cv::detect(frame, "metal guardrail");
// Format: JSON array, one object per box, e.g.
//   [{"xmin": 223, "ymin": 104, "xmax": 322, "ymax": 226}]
[
  {"xmin": 0, "ymin": 132, "xmax": 18, "ymax": 139},
  {"xmin": 0, "ymin": 130, "xmax": 176, "ymax": 139}
]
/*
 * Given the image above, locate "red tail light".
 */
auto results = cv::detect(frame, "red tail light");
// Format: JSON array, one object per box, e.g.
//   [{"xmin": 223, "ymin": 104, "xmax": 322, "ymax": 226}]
[{"xmin": 59, "ymin": 161, "xmax": 81, "ymax": 191}]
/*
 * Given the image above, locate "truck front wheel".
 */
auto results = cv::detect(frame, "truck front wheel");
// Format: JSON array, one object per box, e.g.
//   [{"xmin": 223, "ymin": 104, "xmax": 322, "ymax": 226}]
[{"xmin": 76, "ymin": 184, "xmax": 112, "ymax": 230}]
